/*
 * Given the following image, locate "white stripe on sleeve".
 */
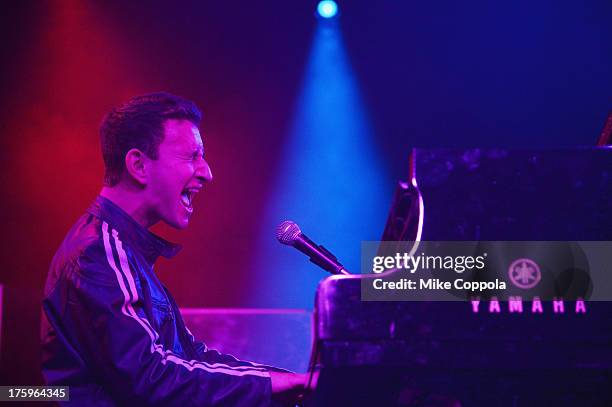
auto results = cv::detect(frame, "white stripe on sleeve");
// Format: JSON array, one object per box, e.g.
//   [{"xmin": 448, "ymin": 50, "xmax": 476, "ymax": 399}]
[{"xmin": 101, "ymin": 222, "xmax": 269, "ymax": 377}]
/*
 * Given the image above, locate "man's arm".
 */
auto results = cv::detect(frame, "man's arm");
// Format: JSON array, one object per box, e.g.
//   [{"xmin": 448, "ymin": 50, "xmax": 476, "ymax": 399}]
[
  {"xmin": 183, "ymin": 328, "xmax": 291, "ymax": 373},
  {"xmin": 184, "ymin": 332, "xmax": 314, "ymax": 405},
  {"xmin": 55, "ymin": 245, "xmax": 273, "ymax": 406}
]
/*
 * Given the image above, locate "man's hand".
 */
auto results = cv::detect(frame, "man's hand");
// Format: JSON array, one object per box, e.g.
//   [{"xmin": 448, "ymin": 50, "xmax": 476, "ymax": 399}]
[{"xmin": 270, "ymin": 371, "xmax": 318, "ymax": 405}]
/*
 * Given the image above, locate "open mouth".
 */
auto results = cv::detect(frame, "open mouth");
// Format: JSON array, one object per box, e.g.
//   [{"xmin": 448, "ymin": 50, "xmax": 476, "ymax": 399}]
[{"xmin": 180, "ymin": 189, "xmax": 196, "ymax": 211}]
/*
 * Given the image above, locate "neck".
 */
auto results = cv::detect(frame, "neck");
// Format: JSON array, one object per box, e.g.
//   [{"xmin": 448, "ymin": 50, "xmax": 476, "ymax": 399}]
[{"xmin": 100, "ymin": 184, "xmax": 158, "ymax": 229}]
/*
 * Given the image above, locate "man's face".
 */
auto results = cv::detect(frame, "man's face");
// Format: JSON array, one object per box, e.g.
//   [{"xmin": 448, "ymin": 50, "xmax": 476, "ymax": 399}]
[{"xmin": 146, "ymin": 119, "xmax": 212, "ymax": 229}]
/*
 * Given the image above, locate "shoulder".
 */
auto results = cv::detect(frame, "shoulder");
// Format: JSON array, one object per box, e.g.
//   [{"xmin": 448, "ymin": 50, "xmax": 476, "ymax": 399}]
[{"xmin": 48, "ymin": 213, "xmax": 118, "ymax": 289}]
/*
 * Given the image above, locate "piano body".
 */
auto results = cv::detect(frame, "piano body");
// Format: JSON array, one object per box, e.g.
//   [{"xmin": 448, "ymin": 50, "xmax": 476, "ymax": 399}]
[{"xmin": 309, "ymin": 149, "xmax": 612, "ymax": 406}]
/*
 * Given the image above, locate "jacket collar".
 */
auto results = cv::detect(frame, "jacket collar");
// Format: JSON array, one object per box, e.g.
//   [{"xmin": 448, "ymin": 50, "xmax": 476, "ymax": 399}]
[{"xmin": 88, "ymin": 195, "xmax": 182, "ymax": 264}]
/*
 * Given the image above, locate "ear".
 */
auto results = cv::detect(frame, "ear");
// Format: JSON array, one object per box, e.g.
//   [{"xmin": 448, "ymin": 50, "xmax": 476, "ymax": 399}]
[{"xmin": 124, "ymin": 148, "xmax": 149, "ymax": 186}]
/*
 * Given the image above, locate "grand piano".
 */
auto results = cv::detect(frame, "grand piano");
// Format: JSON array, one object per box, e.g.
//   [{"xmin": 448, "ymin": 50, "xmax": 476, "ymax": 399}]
[{"xmin": 308, "ymin": 149, "xmax": 612, "ymax": 406}]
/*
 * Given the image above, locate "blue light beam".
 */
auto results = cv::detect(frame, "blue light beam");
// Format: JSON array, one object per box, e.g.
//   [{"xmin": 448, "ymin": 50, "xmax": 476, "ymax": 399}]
[{"xmin": 249, "ymin": 23, "xmax": 390, "ymax": 308}]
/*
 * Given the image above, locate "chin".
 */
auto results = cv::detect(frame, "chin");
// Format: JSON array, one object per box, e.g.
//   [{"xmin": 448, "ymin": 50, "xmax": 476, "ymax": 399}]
[
  {"xmin": 175, "ymin": 219, "xmax": 190, "ymax": 230},
  {"xmin": 164, "ymin": 217, "xmax": 190, "ymax": 230},
  {"xmin": 161, "ymin": 205, "xmax": 193, "ymax": 230}
]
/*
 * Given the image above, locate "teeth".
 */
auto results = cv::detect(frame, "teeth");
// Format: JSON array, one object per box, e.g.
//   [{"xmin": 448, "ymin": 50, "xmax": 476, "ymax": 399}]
[
  {"xmin": 181, "ymin": 191, "xmax": 191, "ymax": 207},
  {"xmin": 181, "ymin": 188, "xmax": 199, "ymax": 208}
]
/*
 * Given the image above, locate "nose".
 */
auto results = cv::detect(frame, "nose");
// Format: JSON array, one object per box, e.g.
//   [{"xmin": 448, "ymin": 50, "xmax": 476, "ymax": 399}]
[{"xmin": 195, "ymin": 158, "xmax": 213, "ymax": 183}]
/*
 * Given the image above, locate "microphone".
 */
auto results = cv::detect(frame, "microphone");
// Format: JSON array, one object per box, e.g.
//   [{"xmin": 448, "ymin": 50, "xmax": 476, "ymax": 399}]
[{"xmin": 276, "ymin": 220, "xmax": 350, "ymax": 275}]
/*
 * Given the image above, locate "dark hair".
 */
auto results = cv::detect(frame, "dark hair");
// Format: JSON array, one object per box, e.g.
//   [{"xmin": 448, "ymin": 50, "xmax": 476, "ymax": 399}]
[{"xmin": 100, "ymin": 92, "xmax": 202, "ymax": 186}]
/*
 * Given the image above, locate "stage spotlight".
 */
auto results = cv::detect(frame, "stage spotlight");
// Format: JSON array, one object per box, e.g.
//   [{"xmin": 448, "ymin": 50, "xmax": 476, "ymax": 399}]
[{"xmin": 317, "ymin": 1, "xmax": 338, "ymax": 19}]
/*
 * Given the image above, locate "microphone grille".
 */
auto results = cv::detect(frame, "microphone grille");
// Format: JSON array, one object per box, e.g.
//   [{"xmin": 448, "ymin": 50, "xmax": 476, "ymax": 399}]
[{"xmin": 276, "ymin": 220, "xmax": 301, "ymax": 245}]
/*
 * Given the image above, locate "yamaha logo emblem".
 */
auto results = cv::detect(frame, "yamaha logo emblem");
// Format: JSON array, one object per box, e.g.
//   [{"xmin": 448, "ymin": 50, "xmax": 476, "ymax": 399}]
[{"xmin": 508, "ymin": 258, "xmax": 541, "ymax": 289}]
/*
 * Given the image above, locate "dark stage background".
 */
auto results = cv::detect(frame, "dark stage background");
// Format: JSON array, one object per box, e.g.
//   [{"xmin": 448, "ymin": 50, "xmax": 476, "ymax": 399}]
[{"xmin": 1, "ymin": 0, "xmax": 611, "ymax": 385}]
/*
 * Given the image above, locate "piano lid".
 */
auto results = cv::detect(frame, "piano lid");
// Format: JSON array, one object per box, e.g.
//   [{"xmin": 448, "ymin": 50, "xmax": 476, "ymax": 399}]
[{"xmin": 381, "ymin": 148, "xmax": 612, "ymax": 242}]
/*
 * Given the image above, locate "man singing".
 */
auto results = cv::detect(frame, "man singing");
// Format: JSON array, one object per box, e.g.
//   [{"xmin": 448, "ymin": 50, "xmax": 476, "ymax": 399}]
[{"xmin": 41, "ymin": 93, "xmax": 310, "ymax": 406}]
